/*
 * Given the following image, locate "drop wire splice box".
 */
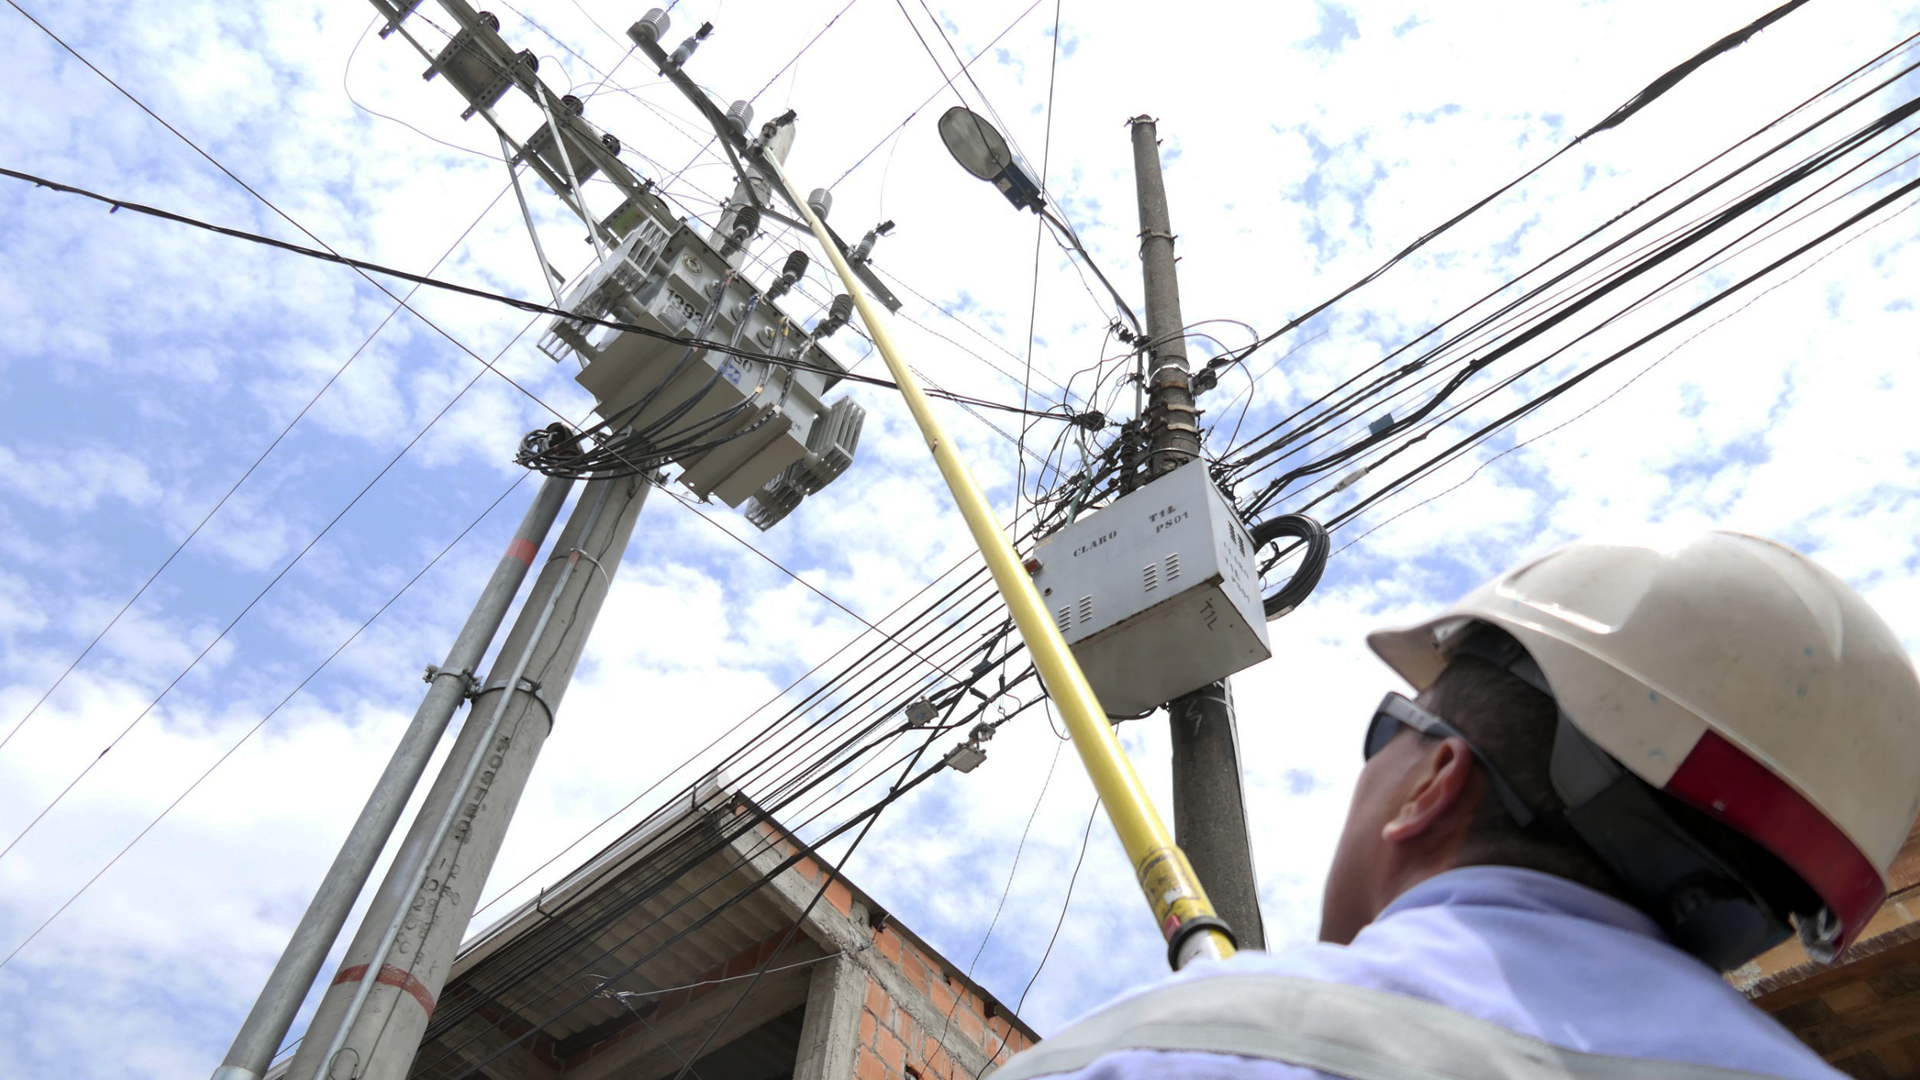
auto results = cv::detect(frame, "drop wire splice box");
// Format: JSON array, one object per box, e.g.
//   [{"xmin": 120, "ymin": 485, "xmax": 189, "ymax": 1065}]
[{"xmin": 1029, "ymin": 462, "xmax": 1271, "ymax": 716}]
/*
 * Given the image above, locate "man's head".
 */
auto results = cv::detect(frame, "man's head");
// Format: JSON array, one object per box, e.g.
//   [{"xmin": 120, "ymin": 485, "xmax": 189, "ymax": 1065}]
[
  {"xmin": 1319, "ymin": 642, "xmax": 1618, "ymax": 944},
  {"xmin": 1334, "ymin": 533, "xmax": 1920, "ymax": 966}
]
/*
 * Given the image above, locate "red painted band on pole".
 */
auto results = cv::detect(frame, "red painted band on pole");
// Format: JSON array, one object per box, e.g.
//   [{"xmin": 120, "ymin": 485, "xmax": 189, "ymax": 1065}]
[
  {"xmin": 330, "ymin": 962, "xmax": 438, "ymax": 1017},
  {"xmin": 505, "ymin": 538, "xmax": 538, "ymax": 566}
]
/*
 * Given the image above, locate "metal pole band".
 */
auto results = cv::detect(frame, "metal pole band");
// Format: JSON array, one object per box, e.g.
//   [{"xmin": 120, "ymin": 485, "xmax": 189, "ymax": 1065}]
[{"xmin": 471, "ymin": 677, "xmax": 557, "ymax": 733}]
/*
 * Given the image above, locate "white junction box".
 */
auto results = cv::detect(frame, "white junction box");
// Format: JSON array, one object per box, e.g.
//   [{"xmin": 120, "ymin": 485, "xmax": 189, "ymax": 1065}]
[{"xmin": 1029, "ymin": 462, "xmax": 1270, "ymax": 716}]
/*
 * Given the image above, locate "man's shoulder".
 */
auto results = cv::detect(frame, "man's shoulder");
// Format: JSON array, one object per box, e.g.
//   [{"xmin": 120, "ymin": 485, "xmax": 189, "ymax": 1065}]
[
  {"xmin": 995, "ymin": 886, "xmax": 1841, "ymax": 1080},
  {"xmin": 993, "ymin": 964, "xmax": 1840, "ymax": 1080}
]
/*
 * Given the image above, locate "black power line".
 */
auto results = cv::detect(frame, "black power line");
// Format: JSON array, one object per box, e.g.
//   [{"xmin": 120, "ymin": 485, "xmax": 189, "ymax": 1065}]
[
  {"xmin": 1226, "ymin": 48, "xmax": 1920, "ymax": 518},
  {"xmin": 0, "ymin": 167, "xmax": 1077, "ymax": 427},
  {"xmin": 0, "ymin": 179, "xmax": 517, "ymax": 758},
  {"xmin": 1207, "ymin": 0, "xmax": 1827, "ymax": 383}
]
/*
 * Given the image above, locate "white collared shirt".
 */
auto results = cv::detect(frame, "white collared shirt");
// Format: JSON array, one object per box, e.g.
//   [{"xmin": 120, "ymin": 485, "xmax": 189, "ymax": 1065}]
[{"xmin": 1009, "ymin": 866, "xmax": 1839, "ymax": 1079}]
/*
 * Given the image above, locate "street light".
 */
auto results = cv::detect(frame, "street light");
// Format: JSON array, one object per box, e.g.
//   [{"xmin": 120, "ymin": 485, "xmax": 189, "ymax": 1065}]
[
  {"xmin": 935, "ymin": 105, "xmax": 1143, "ymax": 345},
  {"xmin": 937, "ymin": 106, "xmax": 1044, "ymax": 212}
]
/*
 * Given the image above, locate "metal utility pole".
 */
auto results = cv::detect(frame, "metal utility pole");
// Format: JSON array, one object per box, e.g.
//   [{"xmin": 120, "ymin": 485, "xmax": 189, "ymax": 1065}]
[
  {"xmin": 1129, "ymin": 115, "xmax": 1266, "ymax": 950},
  {"xmin": 211, "ymin": 473, "xmax": 573, "ymax": 1080},
  {"xmin": 214, "ymin": 6, "xmax": 882, "ymax": 1077},
  {"xmin": 286, "ymin": 472, "xmax": 653, "ymax": 1080}
]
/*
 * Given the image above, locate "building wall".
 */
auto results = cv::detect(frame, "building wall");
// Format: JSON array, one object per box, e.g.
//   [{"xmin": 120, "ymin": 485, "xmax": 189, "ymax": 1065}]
[
  {"xmin": 737, "ymin": 811, "xmax": 1041, "ymax": 1080},
  {"xmin": 854, "ymin": 927, "xmax": 1034, "ymax": 1080},
  {"xmin": 414, "ymin": 801, "xmax": 1041, "ymax": 1080},
  {"xmin": 1738, "ymin": 815, "xmax": 1920, "ymax": 1078}
]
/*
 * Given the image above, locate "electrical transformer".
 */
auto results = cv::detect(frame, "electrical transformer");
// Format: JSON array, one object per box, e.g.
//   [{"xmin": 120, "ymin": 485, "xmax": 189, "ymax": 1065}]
[
  {"xmin": 1029, "ymin": 463, "xmax": 1270, "ymax": 716},
  {"xmin": 538, "ymin": 217, "xmax": 864, "ymax": 529}
]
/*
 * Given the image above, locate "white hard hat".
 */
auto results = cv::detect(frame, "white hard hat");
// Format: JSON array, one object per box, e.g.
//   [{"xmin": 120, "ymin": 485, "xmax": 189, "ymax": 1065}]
[{"xmin": 1368, "ymin": 532, "xmax": 1920, "ymax": 959}]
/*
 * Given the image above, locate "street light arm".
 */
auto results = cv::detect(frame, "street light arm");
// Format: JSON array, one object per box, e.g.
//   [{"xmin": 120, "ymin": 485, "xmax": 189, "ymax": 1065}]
[{"xmin": 1040, "ymin": 204, "xmax": 1144, "ymax": 342}]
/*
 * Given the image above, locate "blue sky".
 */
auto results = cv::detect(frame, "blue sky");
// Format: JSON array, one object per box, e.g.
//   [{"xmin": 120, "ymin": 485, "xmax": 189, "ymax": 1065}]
[{"xmin": 2, "ymin": 1, "xmax": 1919, "ymax": 1076}]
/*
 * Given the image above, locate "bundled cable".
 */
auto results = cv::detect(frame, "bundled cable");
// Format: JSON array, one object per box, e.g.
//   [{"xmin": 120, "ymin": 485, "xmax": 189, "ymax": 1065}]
[
  {"xmin": 1250, "ymin": 514, "xmax": 1329, "ymax": 619},
  {"xmin": 1222, "ymin": 32, "xmax": 1920, "ymax": 527}
]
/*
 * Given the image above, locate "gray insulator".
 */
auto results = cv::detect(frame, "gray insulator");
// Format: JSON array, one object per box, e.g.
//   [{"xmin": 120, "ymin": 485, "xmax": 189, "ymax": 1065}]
[
  {"xmin": 725, "ymin": 100, "xmax": 754, "ymax": 140},
  {"xmin": 814, "ymin": 293, "xmax": 854, "ymax": 338},
  {"xmin": 630, "ymin": 9, "xmax": 668, "ymax": 45},
  {"xmin": 807, "ymin": 188, "xmax": 832, "ymax": 222}
]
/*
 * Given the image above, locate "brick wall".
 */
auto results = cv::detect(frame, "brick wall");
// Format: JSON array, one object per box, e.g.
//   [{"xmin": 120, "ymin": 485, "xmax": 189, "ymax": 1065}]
[
  {"xmin": 742, "ymin": 806, "xmax": 1039, "ymax": 1079},
  {"xmin": 854, "ymin": 929, "xmax": 1034, "ymax": 1080}
]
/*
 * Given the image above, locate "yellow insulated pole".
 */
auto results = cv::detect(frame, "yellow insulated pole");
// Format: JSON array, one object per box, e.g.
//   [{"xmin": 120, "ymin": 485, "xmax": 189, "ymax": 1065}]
[{"xmin": 761, "ymin": 156, "xmax": 1234, "ymax": 969}]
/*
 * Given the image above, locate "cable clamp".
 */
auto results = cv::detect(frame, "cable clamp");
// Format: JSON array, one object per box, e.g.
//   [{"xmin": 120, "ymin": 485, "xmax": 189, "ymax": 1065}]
[
  {"xmin": 423, "ymin": 665, "xmax": 479, "ymax": 697},
  {"xmin": 1137, "ymin": 229, "xmax": 1177, "ymax": 253},
  {"xmin": 473, "ymin": 676, "xmax": 558, "ymax": 732}
]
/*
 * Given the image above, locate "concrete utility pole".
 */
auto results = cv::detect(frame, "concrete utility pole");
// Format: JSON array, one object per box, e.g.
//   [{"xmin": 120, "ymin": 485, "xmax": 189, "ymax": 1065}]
[
  {"xmin": 286, "ymin": 472, "xmax": 654, "ymax": 1080},
  {"xmin": 1128, "ymin": 115, "xmax": 1266, "ymax": 950},
  {"xmin": 212, "ymin": 473, "xmax": 574, "ymax": 1080},
  {"xmin": 708, "ymin": 114, "xmax": 794, "ymax": 269}
]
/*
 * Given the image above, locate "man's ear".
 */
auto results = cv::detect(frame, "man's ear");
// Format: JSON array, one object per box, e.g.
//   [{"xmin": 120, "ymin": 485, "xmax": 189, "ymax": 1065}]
[{"xmin": 1381, "ymin": 738, "xmax": 1479, "ymax": 845}]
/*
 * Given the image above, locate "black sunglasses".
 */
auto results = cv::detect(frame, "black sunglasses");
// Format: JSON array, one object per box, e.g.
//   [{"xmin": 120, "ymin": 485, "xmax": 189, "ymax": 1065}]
[{"xmin": 1364, "ymin": 692, "xmax": 1536, "ymax": 829}]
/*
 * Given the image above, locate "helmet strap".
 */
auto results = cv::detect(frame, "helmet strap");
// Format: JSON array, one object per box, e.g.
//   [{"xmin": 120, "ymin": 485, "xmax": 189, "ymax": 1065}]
[
  {"xmin": 1449, "ymin": 623, "xmax": 1800, "ymax": 970},
  {"xmin": 1547, "ymin": 712, "xmax": 1794, "ymax": 970}
]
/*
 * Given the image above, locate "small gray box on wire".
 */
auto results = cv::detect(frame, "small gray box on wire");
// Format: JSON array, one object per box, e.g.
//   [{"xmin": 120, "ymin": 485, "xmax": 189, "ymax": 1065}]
[{"xmin": 1028, "ymin": 463, "xmax": 1270, "ymax": 716}]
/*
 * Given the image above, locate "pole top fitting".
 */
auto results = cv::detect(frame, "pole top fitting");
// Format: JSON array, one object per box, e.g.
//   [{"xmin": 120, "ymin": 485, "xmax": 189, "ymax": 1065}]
[{"xmin": 1126, "ymin": 114, "xmax": 1159, "ymax": 127}]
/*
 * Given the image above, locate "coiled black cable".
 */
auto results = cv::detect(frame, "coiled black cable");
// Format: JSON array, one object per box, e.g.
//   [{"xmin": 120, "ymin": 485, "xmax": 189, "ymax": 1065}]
[{"xmin": 1250, "ymin": 513, "xmax": 1328, "ymax": 619}]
